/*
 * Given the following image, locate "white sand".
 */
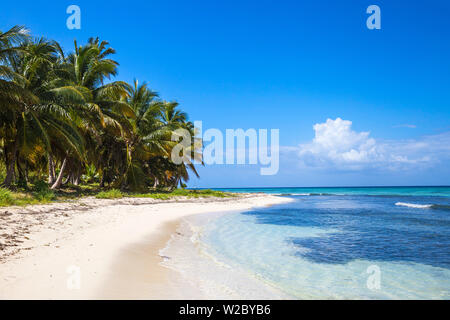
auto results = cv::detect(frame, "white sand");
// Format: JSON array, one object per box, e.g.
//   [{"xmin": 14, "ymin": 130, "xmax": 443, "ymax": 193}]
[{"xmin": 0, "ymin": 194, "xmax": 290, "ymax": 299}]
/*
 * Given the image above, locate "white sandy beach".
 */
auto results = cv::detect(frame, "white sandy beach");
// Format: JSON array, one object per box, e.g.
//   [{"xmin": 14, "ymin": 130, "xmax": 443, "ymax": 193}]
[{"xmin": 0, "ymin": 194, "xmax": 290, "ymax": 299}]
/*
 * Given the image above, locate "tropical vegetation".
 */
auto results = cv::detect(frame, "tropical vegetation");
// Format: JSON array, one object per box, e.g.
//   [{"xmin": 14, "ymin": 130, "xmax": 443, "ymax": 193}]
[{"xmin": 0, "ymin": 25, "xmax": 204, "ymax": 200}]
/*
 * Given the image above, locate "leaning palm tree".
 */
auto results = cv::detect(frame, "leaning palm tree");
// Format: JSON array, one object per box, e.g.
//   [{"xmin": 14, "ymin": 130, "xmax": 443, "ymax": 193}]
[
  {"xmin": 46, "ymin": 37, "xmax": 132, "ymax": 189},
  {"xmin": 1, "ymin": 36, "xmax": 86, "ymax": 189}
]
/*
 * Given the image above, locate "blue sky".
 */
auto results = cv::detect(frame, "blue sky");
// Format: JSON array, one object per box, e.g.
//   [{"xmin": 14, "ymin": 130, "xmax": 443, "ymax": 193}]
[{"xmin": 1, "ymin": 0, "xmax": 449, "ymax": 187}]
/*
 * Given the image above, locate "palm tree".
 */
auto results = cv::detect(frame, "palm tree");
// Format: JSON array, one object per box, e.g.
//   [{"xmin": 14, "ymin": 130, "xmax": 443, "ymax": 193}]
[
  {"xmin": 1, "ymin": 34, "xmax": 85, "ymax": 189},
  {"xmin": 0, "ymin": 25, "xmax": 31, "ymax": 187},
  {"xmin": 47, "ymin": 37, "xmax": 132, "ymax": 189},
  {"xmin": 158, "ymin": 101, "xmax": 201, "ymax": 189},
  {"xmin": 105, "ymin": 79, "xmax": 168, "ymax": 191},
  {"xmin": 1, "ymin": 25, "xmax": 202, "ymax": 192},
  {"xmin": 97, "ymin": 79, "xmax": 201, "ymax": 191}
]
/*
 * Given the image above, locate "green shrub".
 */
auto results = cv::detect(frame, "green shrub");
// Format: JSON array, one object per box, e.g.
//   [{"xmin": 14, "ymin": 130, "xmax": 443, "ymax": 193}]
[
  {"xmin": 33, "ymin": 180, "xmax": 50, "ymax": 192},
  {"xmin": 0, "ymin": 187, "xmax": 15, "ymax": 206},
  {"xmin": 32, "ymin": 181, "xmax": 56, "ymax": 202},
  {"xmin": 95, "ymin": 189, "xmax": 124, "ymax": 199},
  {"xmin": 0, "ymin": 162, "xmax": 5, "ymax": 183},
  {"xmin": 170, "ymin": 188, "xmax": 190, "ymax": 196},
  {"xmin": 83, "ymin": 164, "xmax": 99, "ymax": 183}
]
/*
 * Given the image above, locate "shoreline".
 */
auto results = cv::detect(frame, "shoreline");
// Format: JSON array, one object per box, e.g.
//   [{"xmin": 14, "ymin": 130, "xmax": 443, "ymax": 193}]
[
  {"xmin": 0, "ymin": 194, "xmax": 291, "ymax": 299},
  {"xmin": 159, "ymin": 213, "xmax": 294, "ymax": 299}
]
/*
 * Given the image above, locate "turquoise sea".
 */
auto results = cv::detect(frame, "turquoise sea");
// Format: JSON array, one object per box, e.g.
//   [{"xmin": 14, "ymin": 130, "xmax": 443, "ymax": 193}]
[
  {"xmin": 195, "ymin": 186, "xmax": 450, "ymax": 299},
  {"xmin": 212, "ymin": 186, "xmax": 450, "ymax": 198}
]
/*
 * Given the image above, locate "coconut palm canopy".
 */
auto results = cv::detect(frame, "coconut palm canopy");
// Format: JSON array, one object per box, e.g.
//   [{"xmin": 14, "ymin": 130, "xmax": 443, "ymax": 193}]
[{"xmin": 0, "ymin": 25, "xmax": 201, "ymax": 191}]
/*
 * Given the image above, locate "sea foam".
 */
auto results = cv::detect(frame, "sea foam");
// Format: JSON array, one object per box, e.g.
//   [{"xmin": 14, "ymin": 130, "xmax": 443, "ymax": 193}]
[{"xmin": 395, "ymin": 202, "xmax": 433, "ymax": 209}]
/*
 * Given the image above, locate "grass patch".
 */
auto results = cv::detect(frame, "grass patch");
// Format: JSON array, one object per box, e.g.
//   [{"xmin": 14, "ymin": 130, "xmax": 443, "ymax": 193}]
[
  {"xmin": 95, "ymin": 189, "xmax": 124, "ymax": 199},
  {"xmin": 0, "ymin": 185, "xmax": 236, "ymax": 207},
  {"xmin": 130, "ymin": 189, "xmax": 235, "ymax": 199},
  {"xmin": 170, "ymin": 188, "xmax": 235, "ymax": 198},
  {"xmin": 0, "ymin": 187, "xmax": 15, "ymax": 206},
  {"xmin": 129, "ymin": 192, "xmax": 171, "ymax": 200},
  {"xmin": 0, "ymin": 184, "xmax": 55, "ymax": 207}
]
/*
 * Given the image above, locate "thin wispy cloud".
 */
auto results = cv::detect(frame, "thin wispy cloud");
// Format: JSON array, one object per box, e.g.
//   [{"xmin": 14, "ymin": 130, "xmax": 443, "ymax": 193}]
[{"xmin": 393, "ymin": 124, "xmax": 417, "ymax": 129}]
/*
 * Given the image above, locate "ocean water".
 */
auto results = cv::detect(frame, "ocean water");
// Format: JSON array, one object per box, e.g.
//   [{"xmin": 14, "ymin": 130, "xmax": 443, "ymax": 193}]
[
  {"xmin": 196, "ymin": 187, "xmax": 450, "ymax": 299},
  {"xmin": 211, "ymin": 186, "xmax": 450, "ymax": 198}
]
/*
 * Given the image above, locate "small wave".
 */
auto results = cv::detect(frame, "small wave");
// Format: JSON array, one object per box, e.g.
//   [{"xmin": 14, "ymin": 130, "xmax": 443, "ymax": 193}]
[
  {"xmin": 308, "ymin": 193, "xmax": 334, "ymax": 196},
  {"xmin": 280, "ymin": 193, "xmax": 336, "ymax": 196},
  {"xmin": 395, "ymin": 202, "xmax": 433, "ymax": 209},
  {"xmin": 281, "ymin": 193, "xmax": 311, "ymax": 196},
  {"xmin": 395, "ymin": 202, "xmax": 450, "ymax": 210}
]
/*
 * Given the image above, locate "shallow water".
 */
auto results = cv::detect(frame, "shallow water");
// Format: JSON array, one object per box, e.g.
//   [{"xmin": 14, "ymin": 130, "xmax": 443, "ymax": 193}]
[
  {"xmin": 160, "ymin": 212, "xmax": 292, "ymax": 299},
  {"xmin": 197, "ymin": 188, "xmax": 450, "ymax": 299}
]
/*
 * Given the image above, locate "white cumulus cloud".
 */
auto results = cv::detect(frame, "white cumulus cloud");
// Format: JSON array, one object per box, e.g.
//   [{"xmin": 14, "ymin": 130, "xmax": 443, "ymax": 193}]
[
  {"xmin": 298, "ymin": 118, "xmax": 380, "ymax": 168},
  {"xmin": 297, "ymin": 118, "xmax": 450, "ymax": 171}
]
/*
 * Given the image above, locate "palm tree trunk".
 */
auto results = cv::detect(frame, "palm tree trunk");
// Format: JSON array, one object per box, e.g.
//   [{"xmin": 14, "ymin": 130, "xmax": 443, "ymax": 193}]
[
  {"xmin": 2, "ymin": 141, "xmax": 18, "ymax": 188},
  {"xmin": 99, "ymin": 172, "xmax": 105, "ymax": 188},
  {"xmin": 16, "ymin": 159, "xmax": 27, "ymax": 188},
  {"xmin": 73, "ymin": 169, "xmax": 80, "ymax": 186},
  {"xmin": 48, "ymin": 153, "xmax": 56, "ymax": 184},
  {"xmin": 25, "ymin": 163, "xmax": 29, "ymax": 184},
  {"xmin": 51, "ymin": 157, "xmax": 67, "ymax": 190},
  {"xmin": 3, "ymin": 159, "xmax": 15, "ymax": 188},
  {"xmin": 63, "ymin": 174, "xmax": 71, "ymax": 185},
  {"xmin": 152, "ymin": 176, "xmax": 159, "ymax": 188}
]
